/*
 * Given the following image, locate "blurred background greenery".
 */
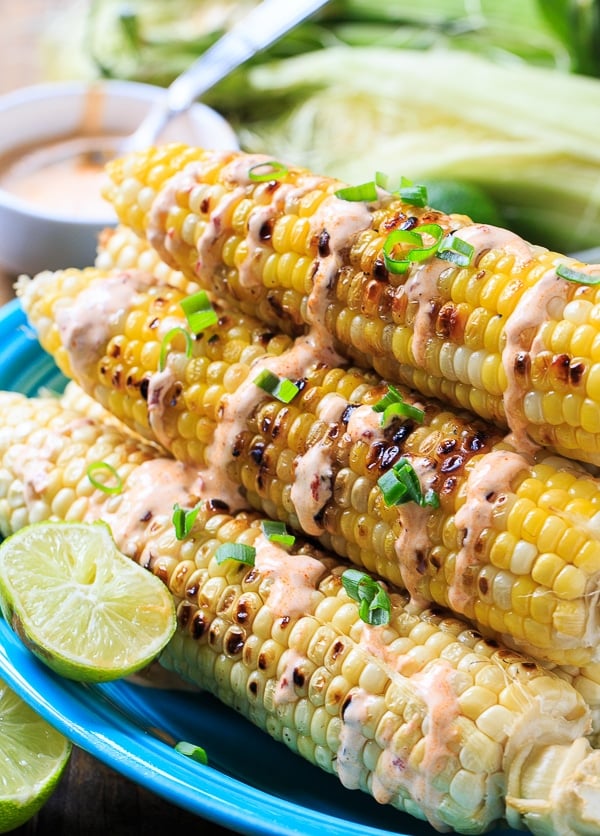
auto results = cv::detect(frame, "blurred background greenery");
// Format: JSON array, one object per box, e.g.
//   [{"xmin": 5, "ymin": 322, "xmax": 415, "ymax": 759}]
[{"xmin": 40, "ymin": 0, "xmax": 600, "ymax": 253}]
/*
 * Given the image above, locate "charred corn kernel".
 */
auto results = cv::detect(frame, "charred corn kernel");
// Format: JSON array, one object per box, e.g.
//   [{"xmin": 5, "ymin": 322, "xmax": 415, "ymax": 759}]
[
  {"xmin": 101, "ymin": 144, "xmax": 600, "ymax": 467},
  {"xmin": 18, "ymin": 267, "xmax": 600, "ymax": 668},
  {"xmin": 2, "ymin": 390, "xmax": 591, "ymax": 836}
]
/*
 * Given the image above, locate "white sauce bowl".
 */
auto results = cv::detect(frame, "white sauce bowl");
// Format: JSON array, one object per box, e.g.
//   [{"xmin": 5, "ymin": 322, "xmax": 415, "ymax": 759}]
[{"xmin": 0, "ymin": 80, "xmax": 239, "ymax": 276}]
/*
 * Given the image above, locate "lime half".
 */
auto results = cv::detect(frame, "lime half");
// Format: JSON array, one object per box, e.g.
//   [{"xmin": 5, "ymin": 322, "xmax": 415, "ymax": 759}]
[
  {"xmin": 0, "ymin": 521, "xmax": 177, "ymax": 682},
  {"xmin": 0, "ymin": 677, "xmax": 71, "ymax": 832}
]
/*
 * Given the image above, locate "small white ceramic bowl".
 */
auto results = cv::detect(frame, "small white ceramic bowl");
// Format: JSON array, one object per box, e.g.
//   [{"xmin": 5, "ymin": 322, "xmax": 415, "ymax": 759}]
[{"xmin": 0, "ymin": 80, "xmax": 239, "ymax": 276}]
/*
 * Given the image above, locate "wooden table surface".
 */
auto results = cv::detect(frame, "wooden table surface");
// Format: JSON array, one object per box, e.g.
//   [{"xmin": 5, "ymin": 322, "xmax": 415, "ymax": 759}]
[{"xmin": 0, "ymin": 3, "xmax": 240, "ymax": 833}]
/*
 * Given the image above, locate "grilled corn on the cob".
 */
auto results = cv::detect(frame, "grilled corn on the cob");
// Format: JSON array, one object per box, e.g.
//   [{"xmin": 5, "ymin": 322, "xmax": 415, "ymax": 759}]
[
  {"xmin": 102, "ymin": 144, "xmax": 600, "ymax": 467},
  {"xmin": 58, "ymin": 380, "xmax": 600, "ymax": 745},
  {"xmin": 17, "ymin": 266, "xmax": 600, "ymax": 668},
  {"xmin": 1, "ymin": 390, "xmax": 600, "ymax": 835}
]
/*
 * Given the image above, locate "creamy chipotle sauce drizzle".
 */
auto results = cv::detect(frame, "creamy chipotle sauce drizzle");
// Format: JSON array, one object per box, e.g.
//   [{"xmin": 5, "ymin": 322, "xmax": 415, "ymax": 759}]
[
  {"xmin": 147, "ymin": 152, "xmax": 235, "ymax": 267},
  {"xmin": 448, "ymin": 449, "xmax": 528, "ymax": 613},
  {"xmin": 57, "ymin": 271, "xmax": 157, "ymax": 385},
  {"xmin": 337, "ymin": 660, "xmax": 460, "ymax": 831},
  {"xmin": 404, "ymin": 223, "xmax": 534, "ymax": 367},
  {"xmin": 392, "ymin": 455, "xmax": 438, "ymax": 605},
  {"xmin": 253, "ymin": 533, "xmax": 325, "ymax": 619},
  {"xmin": 371, "ymin": 662, "xmax": 460, "ymax": 830},
  {"xmin": 86, "ymin": 458, "xmax": 203, "ymax": 564},
  {"xmin": 501, "ymin": 266, "xmax": 573, "ymax": 451}
]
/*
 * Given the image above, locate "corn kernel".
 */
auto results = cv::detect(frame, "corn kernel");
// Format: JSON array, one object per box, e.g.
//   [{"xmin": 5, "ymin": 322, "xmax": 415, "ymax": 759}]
[
  {"xmin": 531, "ymin": 552, "xmax": 564, "ymax": 587},
  {"xmin": 553, "ymin": 599, "xmax": 586, "ymax": 638}
]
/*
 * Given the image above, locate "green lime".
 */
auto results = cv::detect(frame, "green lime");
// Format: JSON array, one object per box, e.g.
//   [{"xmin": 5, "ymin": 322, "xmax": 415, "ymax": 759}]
[
  {"xmin": 0, "ymin": 521, "xmax": 176, "ymax": 683},
  {"xmin": 0, "ymin": 677, "xmax": 71, "ymax": 832},
  {"xmin": 424, "ymin": 178, "xmax": 504, "ymax": 226}
]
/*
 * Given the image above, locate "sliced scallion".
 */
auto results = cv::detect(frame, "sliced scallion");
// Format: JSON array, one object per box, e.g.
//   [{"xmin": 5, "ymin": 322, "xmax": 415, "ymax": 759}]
[
  {"xmin": 383, "ymin": 224, "xmax": 443, "ymax": 274},
  {"xmin": 398, "ymin": 182, "xmax": 429, "ymax": 207},
  {"xmin": 374, "ymin": 171, "xmax": 429, "ymax": 207},
  {"xmin": 214, "ymin": 542, "xmax": 256, "ymax": 565},
  {"xmin": 335, "ymin": 180, "xmax": 378, "ymax": 202},
  {"xmin": 261, "ymin": 519, "xmax": 295, "ymax": 547},
  {"xmin": 86, "ymin": 461, "xmax": 123, "ymax": 495},
  {"xmin": 377, "ymin": 458, "xmax": 439, "ymax": 508},
  {"xmin": 382, "ymin": 228, "xmax": 422, "ymax": 274},
  {"xmin": 159, "ymin": 327, "xmax": 193, "ymax": 371},
  {"xmin": 172, "ymin": 503, "xmax": 201, "ymax": 540},
  {"xmin": 556, "ymin": 263, "xmax": 600, "ymax": 285},
  {"xmin": 372, "ymin": 384, "xmax": 424, "ymax": 425},
  {"xmin": 248, "ymin": 160, "xmax": 289, "ymax": 182},
  {"xmin": 254, "ymin": 368, "xmax": 299, "ymax": 403},
  {"xmin": 174, "ymin": 741, "xmax": 208, "ymax": 765},
  {"xmin": 374, "ymin": 170, "xmax": 396, "ymax": 191},
  {"xmin": 405, "ymin": 223, "xmax": 444, "ymax": 262},
  {"xmin": 437, "ymin": 234, "xmax": 475, "ymax": 267},
  {"xmin": 341, "ymin": 568, "xmax": 391, "ymax": 626},
  {"xmin": 180, "ymin": 291, "xmax": 218, "ymax": 334}
]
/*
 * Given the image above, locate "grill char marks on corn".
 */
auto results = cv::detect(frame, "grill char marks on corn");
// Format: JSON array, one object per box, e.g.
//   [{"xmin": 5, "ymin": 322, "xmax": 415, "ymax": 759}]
[
  {"xmin": 1, "ymin": 390, "xmax": 600, "ymax": 836},
  {"xmin": 102, "ymin": 143, "xmax": 600, "ymax": 467},
  {"xmin": 17, "ymin": 266, "xmax": 600, "ymax": 667}
]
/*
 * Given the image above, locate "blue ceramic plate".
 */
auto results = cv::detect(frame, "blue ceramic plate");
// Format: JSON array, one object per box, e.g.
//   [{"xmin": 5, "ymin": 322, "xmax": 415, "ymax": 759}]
[{"xmin": 0, "ymin": 299, "xmax": 516, "ymax": 836}]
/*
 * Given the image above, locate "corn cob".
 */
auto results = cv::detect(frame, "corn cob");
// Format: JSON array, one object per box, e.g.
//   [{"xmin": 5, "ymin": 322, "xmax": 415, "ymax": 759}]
[
  {"xmin": 102, "ymin": 143, "xmax": 600, "ymax": 467},
  {"xmin": 17, "ymin": 266, "xmax": 600, "ymax": 668},
  {"xmin": 54, "ymin": 379, "xmax": 600, "ymax": 731},
  {"xmin": 59, "ymin": 375, "xmax": 600, "ymax": 741},
  {"xmin": 1, "ymin": 391, "xmax": 600, "ymax": 835}
]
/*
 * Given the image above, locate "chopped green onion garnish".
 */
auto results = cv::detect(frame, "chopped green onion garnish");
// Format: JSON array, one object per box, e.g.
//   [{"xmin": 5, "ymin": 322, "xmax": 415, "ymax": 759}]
[
  {"xmin": 437, "ymin": 234, "xmax": 475, "ymax": 267},
  {"xmin": 214, "ymin": 542, "xmax": 256, "ymax": 565},
  {"xmin": 372, "ymin": 384, "xmax": 424, "ymax": 425},
  {"xmin": 261, "ymin": 520, "xmax": 295, "ymax": 547},
  {"xmin": 172, "ymin": 503, "xmax": 201, "ymax": 540},
  {"xmin": 405, "ymin": 223, "xmax": 444, "ymax": 261},
  {"xmin": 341, "ymin": 568, "xmax": 391, "ymax": 626},
  {"xmin": 175, "ymin": 741, "xmax": 208, "ymax": 765},
  {"xmin": 374, "ymin": 170, "xmax": 397, "ymax": 191},
  {"xmin": 254, "ymin": 368, "xmax": 299, "ymax": 403},
  {"xmin": 377, "ymin": 458, "xmax": 439, "ymax": 508},
  {"xmin": 86, "ymin": 461, "xmax": 123, "ymax": 495},
  {"xmin": 556, "ymin": 263, "xmax": 600, "ymax": 285},
  {"xmin": 383, "ymin": 224, "xmax": 444, "ymax": 274},
  {"xmin": 248, "ymin": 160, "xmax": 289, "ymax": 182},
  {"xmin": 180, "ymin": 291, "xmax": 218, "ymax": 334},
  {"xmin": 398, "ymin": 183, "xmax": 429, "ymax": 207},
  {"xmin": 334, "ymin": 172, "xmax": 429, "ymax": 208},
  {"xmin": 374, "ymin": 172, "xmax": 429, "ymax": 207},
  {"xmin": 335, "ymin": 180, "xmax": 378, "ymax": 202},
  {"xmin": 382, "ymin": 228, "xmax": 422, "ymax": 274},
  {"xmin": 159, "ymin": 326, "xmax": 193, "ymax": 371}
]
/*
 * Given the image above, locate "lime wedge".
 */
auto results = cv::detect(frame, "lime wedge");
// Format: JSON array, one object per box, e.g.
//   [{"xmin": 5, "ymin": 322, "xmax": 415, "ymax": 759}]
[
  {"xmin": 0, "ymin": 677, "xmax": 71, "ymax": 832},
  {"xmin": 0, "ymin": 521, "xmax": 177, "ymax": 682}
]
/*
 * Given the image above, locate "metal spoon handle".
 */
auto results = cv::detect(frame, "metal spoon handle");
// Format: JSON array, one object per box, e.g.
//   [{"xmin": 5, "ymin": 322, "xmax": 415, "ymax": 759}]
[{"xmin": 122, "ymin": 0, "xmax": 329, "ymax": 152}]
